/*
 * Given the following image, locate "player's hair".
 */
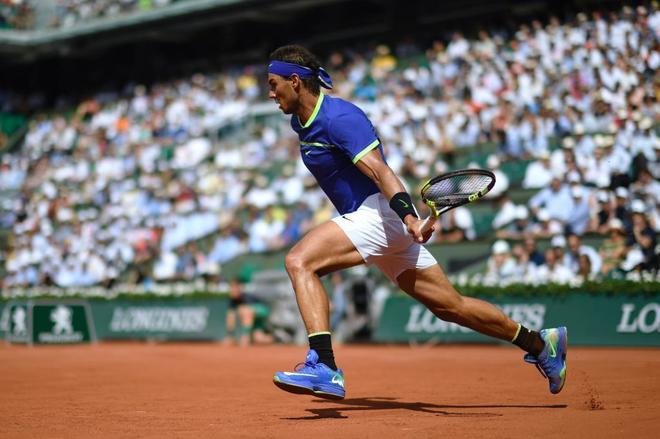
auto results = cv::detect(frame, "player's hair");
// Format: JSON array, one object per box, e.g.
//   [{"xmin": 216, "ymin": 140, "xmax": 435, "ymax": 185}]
[{"xmin": 269, "ymin": 45, "xmax": 321, "ymax": 95}]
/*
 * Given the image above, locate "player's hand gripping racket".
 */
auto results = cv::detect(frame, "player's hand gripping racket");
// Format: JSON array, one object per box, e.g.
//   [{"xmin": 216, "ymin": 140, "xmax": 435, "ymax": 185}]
[{"xmin": 420, "ymin": 169, "xmax": 496, "ymax": 235}]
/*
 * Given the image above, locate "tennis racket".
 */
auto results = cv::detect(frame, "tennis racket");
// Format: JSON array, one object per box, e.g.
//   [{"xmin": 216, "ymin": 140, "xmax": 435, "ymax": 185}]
[{"xmin": 420, "ymin": 169, "xmax": 496, "ymax": 235}]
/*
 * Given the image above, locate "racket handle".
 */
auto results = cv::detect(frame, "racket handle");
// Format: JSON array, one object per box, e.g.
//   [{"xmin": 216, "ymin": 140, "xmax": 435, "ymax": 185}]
[{"xmin": 420, "ymin": 216, "xmax": 437, "ymax": 235}]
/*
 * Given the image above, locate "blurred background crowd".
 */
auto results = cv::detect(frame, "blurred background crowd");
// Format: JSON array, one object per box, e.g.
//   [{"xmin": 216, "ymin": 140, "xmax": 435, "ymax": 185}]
[
  {"xmin": 0, "ymin": 0, "xmax": 177, "ymax": 30},
  {"xmin": 0, "ymin": 3, "xmax": 658, "ymax": 293}
]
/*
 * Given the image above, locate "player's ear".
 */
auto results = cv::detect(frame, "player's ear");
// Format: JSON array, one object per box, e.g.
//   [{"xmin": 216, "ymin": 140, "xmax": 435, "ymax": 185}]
[{"xmin": 290, "ymin": 74, "xmax": 301, "ymax": 91}]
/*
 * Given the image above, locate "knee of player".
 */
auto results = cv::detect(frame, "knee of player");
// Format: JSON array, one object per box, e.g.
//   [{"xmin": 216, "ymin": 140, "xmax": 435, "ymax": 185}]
[{"xmin": 284, "ymin": 250, "xmax": 310, "ymax": 275}]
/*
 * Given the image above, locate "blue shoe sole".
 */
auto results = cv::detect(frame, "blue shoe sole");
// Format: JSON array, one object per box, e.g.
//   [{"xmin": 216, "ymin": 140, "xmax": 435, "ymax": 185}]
[
  {"xmin": 553, "ymin": 327, "xmax": 568, "ymax": 394},
  {"xmin": 273, "ymin": 376, "xmax": 345, "ymax": 400}
]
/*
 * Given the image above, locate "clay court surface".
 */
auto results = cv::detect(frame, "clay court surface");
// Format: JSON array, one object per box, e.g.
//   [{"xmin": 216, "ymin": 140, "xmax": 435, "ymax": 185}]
[{"xmin": 1, "ymin": 343, "xmax": 659, "ymax": 438}]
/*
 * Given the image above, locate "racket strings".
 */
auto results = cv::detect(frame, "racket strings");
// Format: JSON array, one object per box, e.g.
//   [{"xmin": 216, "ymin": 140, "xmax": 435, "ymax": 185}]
[{"xmin": 423, "ymin": 175, "xmax": 492, "ymax": 207}]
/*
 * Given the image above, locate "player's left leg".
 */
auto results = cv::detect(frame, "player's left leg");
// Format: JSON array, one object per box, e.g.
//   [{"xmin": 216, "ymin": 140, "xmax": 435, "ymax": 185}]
[
  {"xmin": 397, "ymin": 264, "xmax": 519, "ymax": 340},
  {"xmin": 397, "ymin": 264, "xmax": 567, "ymax": 394}
]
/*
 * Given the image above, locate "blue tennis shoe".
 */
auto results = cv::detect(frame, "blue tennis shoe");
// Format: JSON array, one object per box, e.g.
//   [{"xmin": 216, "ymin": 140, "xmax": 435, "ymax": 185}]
[
  {"xmin": 273, "ymin": 349, "xmax": 345, "ymax": 400},
  {"xmin": 524, "ymin": 327, "xmax": 568, "ymax": 394}
]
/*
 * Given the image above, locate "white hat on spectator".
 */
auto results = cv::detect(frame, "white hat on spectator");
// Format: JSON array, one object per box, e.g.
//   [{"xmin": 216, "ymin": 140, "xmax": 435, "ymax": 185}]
[
  {"xmin": 594, "ymin": 134, "xmax": 605, "ymax": 148},
  {"xmin": 487, "ymin": 154, "xmax": 500, "ymax": 169},
  {"xmin": 492, "ymin": 240, "xmax": 510, "ymax": 255},
  {"xmin": 621, "ymin": 247, "xmax": 644, "ymax": 271},
  {"xmin": 631, "ymin": 199, "xmax": 646, "ymax": 214},
  {"xmin": 567, "ymin": 173, "xmax": 580, "ymax": 184},
  {"xmin": 607, "ymin": 123, "xmax": 618, "ymax": 134},
  {"xmin": 615, "ymin": 187, "xmax": 629, "ymax": 199},
  {"xmin": 597, "ymin": 190, "xmax": 610, "ymax": 203},
  {"xmin": 551, "ymin": 235, "xmax": 566, "ymax": 248},
  {"xmin": 515, "ymin": 205, "xmax": 529, "ymax": 220},
  {"xmin": 617, "ymin": 109, "xmax": 628, "ymax": 120},
  {"xmin": 608, "ymin": 218, "xmax": 624, "ymax": 231},
  {"xmin": 603, "ymin": 135, "xmax": 615, "ymax": 147},
  {"xmin": 434, "ymin": 161, "xmax": 448, "ymax": 174},
  {"xmin": 654, "ymin": 138, "xmax": 660, "ymax": 150},
  {"xmin": 573, "ymin": 123, "xmax": 585, "ymax": 135},
  {"xmin": 639, "ymin": 117, "xmax": 653, "ymax": 130},
  {"xmin": 562, "ymin": 137, "xmax": 575, "ymax": 149},
  {"xmin": 539, "ymin": 150, "xmax": 551, "ymax": 160},
  {"xmin": 537, "ymin": 209, "xmax": 550, "ymax": 222},
  {"xmin": 571, "ymin": 186, "xmax": 585, "ymax": 198}
]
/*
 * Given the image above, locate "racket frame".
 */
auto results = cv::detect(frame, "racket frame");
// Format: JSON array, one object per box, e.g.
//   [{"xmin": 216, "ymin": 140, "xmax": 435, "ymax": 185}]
[{"xmin": 419, "ymin": 169, "xmax": 496, "ymax": 235}]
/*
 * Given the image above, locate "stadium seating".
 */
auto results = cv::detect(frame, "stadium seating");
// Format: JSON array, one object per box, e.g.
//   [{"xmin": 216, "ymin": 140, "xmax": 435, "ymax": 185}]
[{"xmin": 1, "ymin": 4, "xmax": 658, "ymax": 293}]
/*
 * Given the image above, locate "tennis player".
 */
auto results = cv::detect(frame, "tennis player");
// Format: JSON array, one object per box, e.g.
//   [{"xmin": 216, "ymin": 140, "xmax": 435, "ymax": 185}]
[{"xmin": 267, "ymin": 45, "xmax": 567, "ymax": 399}]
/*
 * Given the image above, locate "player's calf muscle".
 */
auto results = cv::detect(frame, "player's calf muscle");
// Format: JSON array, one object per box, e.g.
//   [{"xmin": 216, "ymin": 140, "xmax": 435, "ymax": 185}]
[{"xmin": 398, "ymin": 265, "xmax": 516, "ymax": 340}]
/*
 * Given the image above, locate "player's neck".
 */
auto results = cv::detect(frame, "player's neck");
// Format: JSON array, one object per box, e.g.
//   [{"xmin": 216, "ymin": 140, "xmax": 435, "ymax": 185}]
[{"xmin": 296, "ymin": 92, "xmax": 321, "ymax": 126}]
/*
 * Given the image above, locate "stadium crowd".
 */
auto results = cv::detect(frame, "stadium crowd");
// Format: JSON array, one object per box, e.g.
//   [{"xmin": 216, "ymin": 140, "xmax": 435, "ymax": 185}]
[
  {"xmin": 50, "ymin": 0, "xmax": 173, "ymax": 28},
  {"xmin": 1, "ymin": 4, "xmax": 658, "ymax": 290},
  {"xmin": 0, "ymin": 0, "xmax": 179, "ymax": 30},
  {"xmin": 0, "ymin": 0, "xmax": 33, "ymax": 29}
]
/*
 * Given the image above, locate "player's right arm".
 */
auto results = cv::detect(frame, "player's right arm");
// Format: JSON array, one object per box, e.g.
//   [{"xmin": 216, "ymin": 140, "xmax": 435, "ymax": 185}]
[
  {"xmin": 355, "ymin": 149, "xmax": 434, "ymax": 243},
  {"xmin": 328, "ymin": 111, "xmax": 434, "ymax": 243}
]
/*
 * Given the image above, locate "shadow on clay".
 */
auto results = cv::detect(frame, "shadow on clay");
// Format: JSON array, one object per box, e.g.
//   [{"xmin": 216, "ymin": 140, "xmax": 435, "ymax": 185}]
[{"xmin": 283, "ymin": 397, "xmax": 567, "ymax": 420}]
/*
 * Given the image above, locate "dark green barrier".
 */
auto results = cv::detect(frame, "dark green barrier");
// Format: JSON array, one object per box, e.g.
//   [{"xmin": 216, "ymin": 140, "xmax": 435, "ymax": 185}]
[
  {"xmin": 33, "ymin": 302, "xmax": 94, "ymax": 343},
  {"xmin": 90, "ymin": 298, "xmax": 228, "ymax": 341},
  {"xmin": 375, "ymin": 293, "xmax": 660, "ymax": 346},
  {"xmin": 0, "ymin": 300, "xmax": 95, "ymax": 344},
  {"xmin": 0, "ymin": 301, "xmax": 31, "ymax": 343},
  {"xmin": 1, "ymin": 298, "xmax": 229, "ymax": 342}
]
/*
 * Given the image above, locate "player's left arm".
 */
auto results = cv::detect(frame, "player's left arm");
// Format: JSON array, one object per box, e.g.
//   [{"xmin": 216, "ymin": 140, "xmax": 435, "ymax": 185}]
[{"xmin": 355, "ymin": 149, "xmax": 434, "ymax": 243}]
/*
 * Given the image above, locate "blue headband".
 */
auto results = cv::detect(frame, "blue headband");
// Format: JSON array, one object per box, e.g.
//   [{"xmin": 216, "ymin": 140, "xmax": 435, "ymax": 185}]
[{"xmin": 268, "ymin": 60, "xmax": 333, "ymax": 90}]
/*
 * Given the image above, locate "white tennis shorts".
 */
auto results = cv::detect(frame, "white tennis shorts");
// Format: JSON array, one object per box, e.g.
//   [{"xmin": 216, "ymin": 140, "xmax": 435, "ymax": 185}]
[{"xmin": 332, "ymin": 193, "xmax": 437, "ymax": 284}]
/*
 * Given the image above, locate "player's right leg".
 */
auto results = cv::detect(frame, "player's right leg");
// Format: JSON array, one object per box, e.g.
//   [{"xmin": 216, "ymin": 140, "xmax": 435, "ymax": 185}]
[
  {"xmin": 397, "ymin": 264, "xmax": 567, "ymax": 394},
  {"xmin": 273, "ymin": 220, "xmax": 364, "ymax": 400}
]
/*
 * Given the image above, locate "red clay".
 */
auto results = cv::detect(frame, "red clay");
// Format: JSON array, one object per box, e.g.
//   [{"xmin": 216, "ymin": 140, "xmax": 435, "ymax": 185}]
[{"xmin": 1, "ymin": 343, "xmax": 659, "ymax": 438}]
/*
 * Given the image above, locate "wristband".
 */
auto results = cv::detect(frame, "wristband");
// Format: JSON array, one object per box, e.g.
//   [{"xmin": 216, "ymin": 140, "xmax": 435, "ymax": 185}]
[{"xmin": 389, "ymin": 192, "xmax": 418, "ymax": 222}]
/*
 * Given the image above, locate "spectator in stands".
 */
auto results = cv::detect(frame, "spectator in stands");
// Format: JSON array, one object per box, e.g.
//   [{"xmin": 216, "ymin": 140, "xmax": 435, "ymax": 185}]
[
  {"xmin": 630, "ymin": 200, "xmax": 658, "ymax": 272},
  {"xmin": 496, "ymin": 205, "xmax": 533, "ymax": 240},
  {"xmin": 529, "ymin": 175, "xmax": 572, "ymax": 226},
  {"xmin": 566, "ymin": 185, "xmax": 591, "ymax": 235},
  {"xmin": 613, "ymin": 187, "xmax": 633, "ymax": 231},
  {"xmin": 550, "ymin": 234, "xmax": 570, "ymax": 270},
  {"xmin": 491, "ymin": 194, "xmax": 517, "ymax": 231},
  {"xmin": 536, "ymin": 247, "xmax": 574, "ymax": 285},
  {"xmin": 589, "ymin": 190, "xmax": 614, "ymax": 234},
  {"xmin": 583, "ymin": 139, "xmax": 612, "ymax": 188},
  {"xmin": 530, "ymin": 208, "xmax": 563, "ymax": 239},
  {"xmin": 485, "ymin": 240, "xmax": 517, "ymax": 285},
  {"xmin": 565, "ymin": 233, "xmax": 602, "ymax": 277},
  {"xmin": 630, "ymin": 168, "xmax": 660, "ymax": 210},
  {"xmin": 511, "ymin": 242, "xmax": 541, "ymax": 284},
  {"xmin": 484, "ymin": 155, "xmax": 509, "ymax": 199},
  {"xmin": 436, "ymin": 207, "xmax": 476, "ymax": 243},
  {"xmin": 523, "ymin": 235, "xmax": 545, "ymax": 266},
  {"xmin": 522, "ymin": 151, "xmax": 554, "ymax": 189},
  {"xmin": 550, "ymin": 137, "xmax": 575, "ymax": 177},
  {"xmin": 224, "ymin": 277, "xmax": 273, "ymax": 346},
  {"xmin": 577, "ymin": 254, "xmax": 594, "ymax": 282},
  {"xmin": 599, "ymin": 219, "xmax": 628, "ymax": 277}
]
